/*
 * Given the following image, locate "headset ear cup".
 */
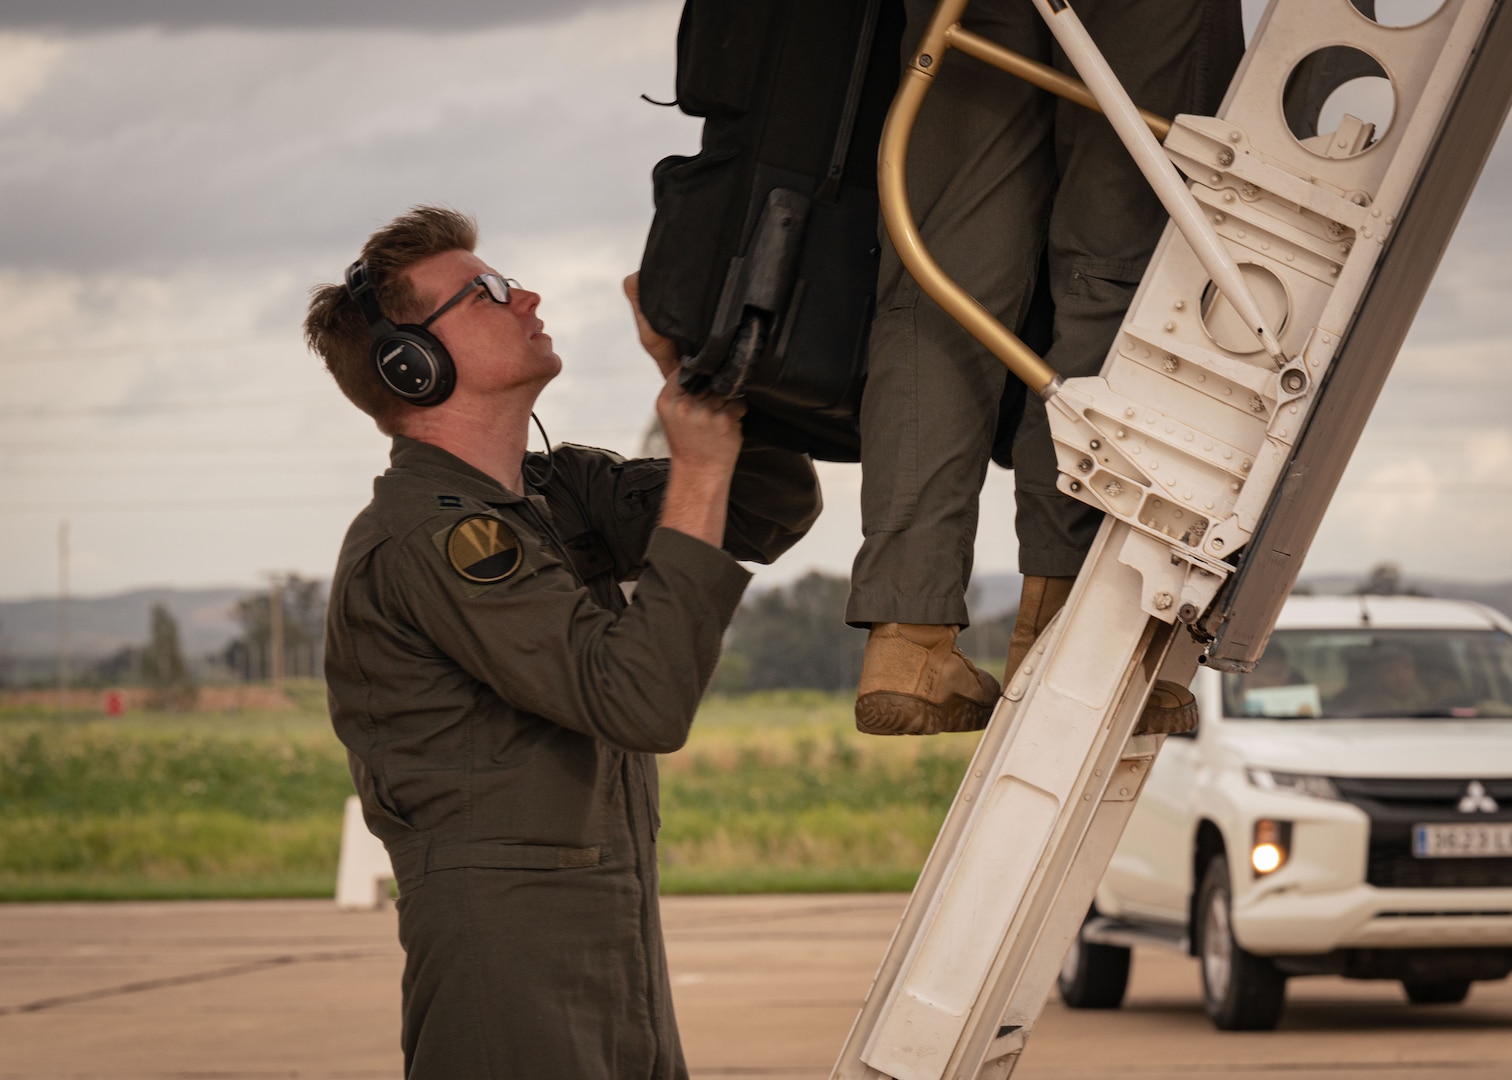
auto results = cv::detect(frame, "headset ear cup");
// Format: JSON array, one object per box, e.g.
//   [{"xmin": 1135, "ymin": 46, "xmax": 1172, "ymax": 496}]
[{"xmin": 371, "ymin": 326, "xmax": 456, "ymax": 407}]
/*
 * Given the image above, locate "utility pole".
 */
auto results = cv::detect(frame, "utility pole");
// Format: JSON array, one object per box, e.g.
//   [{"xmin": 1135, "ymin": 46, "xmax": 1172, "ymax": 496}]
[
  {"xmin": 57, "ymin": 520, "xmax": 69, "ymax": 720},
  {"xmin": 268, "ymin": 573, "xmax": 285, "ymax": 690}
]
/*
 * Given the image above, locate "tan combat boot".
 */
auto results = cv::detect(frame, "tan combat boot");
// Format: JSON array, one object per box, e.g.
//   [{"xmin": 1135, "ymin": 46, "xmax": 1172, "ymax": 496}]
[
  {"xmin": 1003, "ymin": 575, "xmax": 1198, "ymax": 736},
  {"xmin": 1003, "ymin": 575, "xmax": 1076, "ymax": 685},
  {"xmin": 855, "ymin": 623, "xmax": 1002, "ymax": 736}
]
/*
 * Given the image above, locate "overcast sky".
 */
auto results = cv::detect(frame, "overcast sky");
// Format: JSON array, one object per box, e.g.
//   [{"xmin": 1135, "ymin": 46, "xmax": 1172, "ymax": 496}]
[{"xmin": 1, "ymin": 0, "xmax": 1508, "ymax": 605}]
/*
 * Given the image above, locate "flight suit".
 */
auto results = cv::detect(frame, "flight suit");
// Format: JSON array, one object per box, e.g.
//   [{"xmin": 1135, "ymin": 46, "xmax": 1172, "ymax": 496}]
[
  {"xmin": 325, "ymin": 435, "xmax": 819, "ymax": 1079},
  {"xmin": 848, "ymin": 0, "xmax": 1245, "ymax": 627}
]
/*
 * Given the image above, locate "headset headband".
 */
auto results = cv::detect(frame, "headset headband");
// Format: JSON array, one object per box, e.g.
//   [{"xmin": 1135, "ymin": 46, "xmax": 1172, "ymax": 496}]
[{"xmin": 344, "ymin": 260, "xmax": 394, "ymax": 334}]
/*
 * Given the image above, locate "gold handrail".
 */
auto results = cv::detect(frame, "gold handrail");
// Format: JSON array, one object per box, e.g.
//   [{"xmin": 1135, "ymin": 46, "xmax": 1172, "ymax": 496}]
[
  {"xmin": 947, "ymin": 25, "xmax": 1171, "ymax": 141},
  {"xmin": 876, "ymin": 1, "xmax": 1172, "ymax": 398}
]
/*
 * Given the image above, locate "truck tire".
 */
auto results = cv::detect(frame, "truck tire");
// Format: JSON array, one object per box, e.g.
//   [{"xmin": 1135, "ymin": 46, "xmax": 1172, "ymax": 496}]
[
  {"xmin": 1402, "ymin": 979, "xmax": 1471, "ymax": 1005},
  {"xmin": 1057, "ymin": 930, "xmax": 1131, "ymax": 1009},
  {"xmin": 1196, "ymin": 854, "xmax": 1287, "ymax": 1030}
]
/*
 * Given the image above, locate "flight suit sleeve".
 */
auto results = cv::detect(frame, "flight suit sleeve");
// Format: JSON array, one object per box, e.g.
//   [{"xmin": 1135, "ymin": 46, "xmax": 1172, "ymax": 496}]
[
  {"xmin": 388, "ymin": 516, "xmax": 750, "ymax": 755},
  {"xmin": 723, "ymin": 441, "xmax": 823, "ymax": 564},
  {"xmin": 564, "ymin": 440, "xmax": 821, "ymax": 571}
]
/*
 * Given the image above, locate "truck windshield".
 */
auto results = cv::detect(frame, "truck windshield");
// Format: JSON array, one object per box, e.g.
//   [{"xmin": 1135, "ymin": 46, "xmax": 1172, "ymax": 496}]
[{"xmin": 1222, "ymin": 628, "xmax": 1512, "ymax": 720}]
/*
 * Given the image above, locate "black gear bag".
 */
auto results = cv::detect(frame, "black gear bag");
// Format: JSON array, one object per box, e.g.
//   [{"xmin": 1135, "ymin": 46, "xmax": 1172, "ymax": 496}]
[{"xmin": 637, "ymin": 0, "xmax": 905, "ymax": 462}]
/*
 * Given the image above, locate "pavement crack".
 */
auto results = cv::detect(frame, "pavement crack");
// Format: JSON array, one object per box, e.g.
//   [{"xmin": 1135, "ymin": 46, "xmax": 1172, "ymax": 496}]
[{"xmin": 0, "ymin": 949, "xmax": 376, "ymax": 1017}]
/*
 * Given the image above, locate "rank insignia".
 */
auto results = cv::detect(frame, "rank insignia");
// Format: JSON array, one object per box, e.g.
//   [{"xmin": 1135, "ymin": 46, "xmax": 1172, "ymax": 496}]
[
  {"xmin": 436, "ymin": 494, "xmax": 465, "ymax": 510},
  {"xmin": 446, "ymin": 515, "xmax": 523, "ymax": 584}
]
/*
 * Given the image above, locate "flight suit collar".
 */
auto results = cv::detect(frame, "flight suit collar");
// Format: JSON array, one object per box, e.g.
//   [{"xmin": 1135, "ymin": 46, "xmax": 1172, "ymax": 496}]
[{"xmin": 389, "ymin": 434, "xmax": 534, "ymax": 507}]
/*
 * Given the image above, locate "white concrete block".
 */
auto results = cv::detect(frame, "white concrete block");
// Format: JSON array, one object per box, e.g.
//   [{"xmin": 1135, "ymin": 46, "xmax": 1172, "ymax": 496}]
[{"xmin": 335, "ymin": 795, "xmax": 393, "ymax": 910}]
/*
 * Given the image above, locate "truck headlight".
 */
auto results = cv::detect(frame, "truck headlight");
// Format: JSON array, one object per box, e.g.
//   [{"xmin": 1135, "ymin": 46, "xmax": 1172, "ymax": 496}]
[
  {"xmin": 1251, "ymin": 818, "xmax": 1293, "ymax": 876},
  {"xmin": 1246, "ymin": 768, "xmax": 1340, "ymax": 801}
]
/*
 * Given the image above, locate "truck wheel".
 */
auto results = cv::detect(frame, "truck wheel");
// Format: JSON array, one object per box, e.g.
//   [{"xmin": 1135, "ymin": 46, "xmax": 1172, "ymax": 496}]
[
  {"xmin": 1196, "ymin": 854, "xmax": 1287, "ymax": 1030},
  {"xmin": 1057, "ymin": 930, "xmax": 1131, "ymax": 1009},
  {"xmin": 1402, "ymin": 979, "xmax": 1471, "ymax": 1005}
]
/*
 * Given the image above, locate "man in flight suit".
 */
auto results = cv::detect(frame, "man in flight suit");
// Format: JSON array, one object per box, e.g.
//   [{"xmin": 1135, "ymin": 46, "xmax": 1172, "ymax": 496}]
[
  {"xmin": 304, "ymin": 207, "xmax": 820, "ymax": 1078},
  {"xmin": 849, "ymin": 0, "xmax": 1244, "ymax": 735}
]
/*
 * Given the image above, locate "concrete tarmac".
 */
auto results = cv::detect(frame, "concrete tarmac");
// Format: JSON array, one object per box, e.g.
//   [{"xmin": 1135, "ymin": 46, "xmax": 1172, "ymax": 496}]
[{"xmin": 2, "ymin": 894, "xmax": 1509, "ymax": 1079}]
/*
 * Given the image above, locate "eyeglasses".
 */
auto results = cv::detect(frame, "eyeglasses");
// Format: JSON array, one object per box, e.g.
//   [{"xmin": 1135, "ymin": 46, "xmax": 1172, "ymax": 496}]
[{"xmin": 420, "ymin": 273, "xmax": 520, "ymax": 330}]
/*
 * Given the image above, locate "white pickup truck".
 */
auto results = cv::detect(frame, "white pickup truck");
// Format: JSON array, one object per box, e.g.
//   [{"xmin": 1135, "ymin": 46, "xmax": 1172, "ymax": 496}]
[{"xmin": 1058, "ymin": 594, "xmax": 1512, "ymax": 1029}]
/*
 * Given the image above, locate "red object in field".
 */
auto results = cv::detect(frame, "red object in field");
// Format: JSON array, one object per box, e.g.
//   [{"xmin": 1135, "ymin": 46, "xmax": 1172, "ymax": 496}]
[{"xmin": 104, "ymin": 690, "xmax": 124, "ymax": 717}]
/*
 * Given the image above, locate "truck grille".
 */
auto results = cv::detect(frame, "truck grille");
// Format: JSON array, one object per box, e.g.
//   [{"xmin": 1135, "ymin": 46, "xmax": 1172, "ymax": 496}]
[
  {"xmin": 1331, "ymin": 776, "xmax": 1512, "ymax": 891},
  {"xmin": 1367, "ymin": 853, "xmax": 1512, "ymax": 889}
]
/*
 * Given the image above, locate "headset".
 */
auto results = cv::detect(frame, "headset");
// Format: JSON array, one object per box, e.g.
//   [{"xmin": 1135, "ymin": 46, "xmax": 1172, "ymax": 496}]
[{"xmin": 344, "ymin": 260, "xmax": 456, "ymax": 407}]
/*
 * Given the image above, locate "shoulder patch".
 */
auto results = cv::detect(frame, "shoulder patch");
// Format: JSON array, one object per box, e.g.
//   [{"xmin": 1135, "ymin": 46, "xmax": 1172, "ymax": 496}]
[{"xmin": 446, "ymin": 514, "xmax": 523, "ymax": 583}]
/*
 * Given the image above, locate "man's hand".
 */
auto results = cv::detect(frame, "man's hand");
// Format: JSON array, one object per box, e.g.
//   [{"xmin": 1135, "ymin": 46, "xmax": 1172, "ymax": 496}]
[
  {"xmin": 623, "ymin": 273, "xmax": 679, "ymax": 378},
  {"xmin": 655, "ymin": 373, "xmax": 746, "ymax": 548}
]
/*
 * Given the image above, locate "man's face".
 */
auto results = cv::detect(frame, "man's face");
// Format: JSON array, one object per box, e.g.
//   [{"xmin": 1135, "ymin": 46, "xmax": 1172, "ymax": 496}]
[
  {"xmin": 406, "ymin": 249, "xmax": 561, "ymax": 393},
  {"xmin": 1380, "ymin": 652, "xmax": 1418, "ymax": 695}
]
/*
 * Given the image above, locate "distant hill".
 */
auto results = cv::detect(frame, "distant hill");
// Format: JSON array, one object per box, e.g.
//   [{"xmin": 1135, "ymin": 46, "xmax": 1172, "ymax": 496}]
[
  {"xmin": 964, "ymin": 571, "xmax": 1512, "ymax": 622},
  {"xmin": 0, "ymin": 586, "xmax": 251, "ymax": 662},
  {"xmin": 1297, "ymin": 574, "xmax": 1512, "ymax": 618},
  {"xmin": 2, "ymin": 571, "xmax": 1506, "ymax": 673}
]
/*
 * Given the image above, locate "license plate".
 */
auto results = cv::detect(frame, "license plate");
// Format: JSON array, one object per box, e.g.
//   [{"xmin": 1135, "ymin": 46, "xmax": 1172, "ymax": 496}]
[{"xmin": 1412, "ymin": 823, "xmax": 1512, "ymax": 858}]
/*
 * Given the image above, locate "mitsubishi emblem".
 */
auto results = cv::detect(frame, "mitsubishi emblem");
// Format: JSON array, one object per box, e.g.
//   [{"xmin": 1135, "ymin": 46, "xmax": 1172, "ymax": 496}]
[{"xmin": 1458, "ymin": 781, "xmax": 1499, "ymax": 814}]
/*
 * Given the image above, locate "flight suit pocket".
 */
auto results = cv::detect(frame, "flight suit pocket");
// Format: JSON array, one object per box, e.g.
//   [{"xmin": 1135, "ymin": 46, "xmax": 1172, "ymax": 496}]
[{"xmin": 1064, "ymin": 256, "xmax": 1147, "ymax": 306}]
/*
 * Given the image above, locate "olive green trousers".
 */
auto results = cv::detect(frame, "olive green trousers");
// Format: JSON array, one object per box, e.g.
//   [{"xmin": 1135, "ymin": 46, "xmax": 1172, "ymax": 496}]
[{"xmin": 848, "ymin": 0, "xmax": 1244, "ymax": 628}]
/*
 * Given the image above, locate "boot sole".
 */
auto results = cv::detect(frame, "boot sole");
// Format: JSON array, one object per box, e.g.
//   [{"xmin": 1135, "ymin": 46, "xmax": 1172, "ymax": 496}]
[
  {"xmin": 855, "ymin": 691, "xmax": 995, "ymax": 736},
  {"xmin": 1135, "ymin": 682, "xmax": 1199, "ymax": 735}
]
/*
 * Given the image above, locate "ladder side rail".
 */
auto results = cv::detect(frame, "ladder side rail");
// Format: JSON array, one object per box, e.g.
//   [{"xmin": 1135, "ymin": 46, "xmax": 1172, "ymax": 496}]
[
  {"xmin": 833, "ymin": 524, "xmax": 1197, "ymax": 1080},
  {"xmin": 959, "ymin": 635, "xmax": 1208, "ymax": 1079},
  {"xmin": 942, "ymin": 654, "xmax": 1183, "ymax": 1079},
  {"xmin": 1048, "ymin": 0, "xmax": 1504, "ymax": 631},
  {"xmin": 1200, "ymin": 0, "xmax": 1512, "ymax": 664}
]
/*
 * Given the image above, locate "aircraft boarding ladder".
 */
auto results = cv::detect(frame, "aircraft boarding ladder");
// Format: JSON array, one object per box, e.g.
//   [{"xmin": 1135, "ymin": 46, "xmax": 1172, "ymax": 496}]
[{"xmin": 832, "ymin": 1, "xmax": 1512, "ymax": 1077}]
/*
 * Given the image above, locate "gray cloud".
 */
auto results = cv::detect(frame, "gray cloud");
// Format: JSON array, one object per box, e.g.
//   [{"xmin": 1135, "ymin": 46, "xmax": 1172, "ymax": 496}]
[
  {"xmin": 0, "ymin": 1, "xmax": 639, "ymax": 32},
  {"xmin": 0, "ymin": 22, "xmax": 690, "ymax": 274}
]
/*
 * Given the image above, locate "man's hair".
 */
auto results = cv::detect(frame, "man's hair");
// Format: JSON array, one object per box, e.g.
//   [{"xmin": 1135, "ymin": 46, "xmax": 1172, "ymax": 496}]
[{"xmin": 304, "ymin": 206, "xmax": 479, "ymax": 433}]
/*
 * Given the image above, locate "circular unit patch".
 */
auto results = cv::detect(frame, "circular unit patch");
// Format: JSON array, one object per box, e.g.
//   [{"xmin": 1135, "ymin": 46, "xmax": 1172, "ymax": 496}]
[{"xmin": 446, "ymin": 515, "xmax": 523, "ymax": 584}]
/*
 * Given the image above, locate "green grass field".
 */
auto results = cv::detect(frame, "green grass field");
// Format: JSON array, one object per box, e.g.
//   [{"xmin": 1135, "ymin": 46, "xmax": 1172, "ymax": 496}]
[{"xmin": 0, "ymin": 687, "xmax": 981, "ymax": 901}]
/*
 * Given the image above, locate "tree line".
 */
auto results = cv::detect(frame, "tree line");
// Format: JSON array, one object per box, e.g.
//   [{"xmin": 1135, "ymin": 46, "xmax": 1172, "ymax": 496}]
[
  {"xmin": 64, "ymin": 570, "xmax": 1018, "ymax": 703},
  {"xmin": 710, "ymin": 571, "xmax": 1019, "ymax": 694},
  {"xmin": 62, "ymin": 574, "xmax": 328, "ymax": 705},
  {"xmin": 30, "ymin": 561, "xmax": 1435, "ymax": 707}
]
